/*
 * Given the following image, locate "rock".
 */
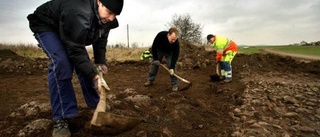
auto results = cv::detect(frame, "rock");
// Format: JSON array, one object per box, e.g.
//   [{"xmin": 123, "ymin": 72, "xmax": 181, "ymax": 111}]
[
  {"xmin": 136, "ymin": 130, "xmax": 147, "ymax": 137},
  {"xmin": 283, "ymin": 96, "xmax": 299, "ymax": 104},
  {"xmin": 298, "ymin": 126, "xmax": 315, "ymax": 132},
  {"xmin": 234, "ymin": 108, "xmax": 241, "ymax": 113},
  {"xmin": 124, "ymin": 95, "xmax": 151, "ymax": 106},
  {"xmin": 250, "ymin": 123, "xmax": 261, "ymax": 128},
  {"xmin": 162, "ymin": 127, "xmax": 173, "ymax": 137},
  {"xmin": 295, "ymin": 108, "xmax": 312, "ymax": 114},
  {"xmin": 284, "ymin": 112, "xmax": 298, "ymax": 117},
  {"xmin": 17, "ymin": 119, "xmax": 51, "ymax": 137},
  {"xmin": 231, "ymin": 131, "xmax": 243, "ymax": 137}
]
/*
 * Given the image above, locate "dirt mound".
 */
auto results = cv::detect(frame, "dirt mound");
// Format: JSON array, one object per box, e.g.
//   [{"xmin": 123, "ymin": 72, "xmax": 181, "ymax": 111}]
[
  {"xmin": 234, "ymin": 53, "xmax": 320, "ymax": 75},
  {"xmin": 0, "ymin": 49, "xmax": 49, "ymax": 75},
  {"xmin": 178, "ymin": 41, "xmax": 215, "ymax": 70},
  {"xmin": 0, "ymin": 45, "xmax": 319, "ymax": 137},
  {"xmin": 0, "ymin": 49, "xmax": 20, "ymax": 60}
]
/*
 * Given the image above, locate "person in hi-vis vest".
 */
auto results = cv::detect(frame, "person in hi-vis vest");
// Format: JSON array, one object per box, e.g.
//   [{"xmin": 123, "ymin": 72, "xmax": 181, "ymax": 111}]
[
  {"xmin": 207, "ymin": 34, "xmax": 238, "ymax": 82},
  {"xmin": 140, "ymin": 48, "xmax": 153, "ymax": 61}
]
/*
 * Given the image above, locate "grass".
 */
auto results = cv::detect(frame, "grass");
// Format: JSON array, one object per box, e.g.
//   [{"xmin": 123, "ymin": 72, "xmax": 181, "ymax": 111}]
[
  {"xmin": 238, "ymin": 47, "xmax": 264, "ymax": 54},
  {"xmin": 272, "ymin": 46, "xmax": 320, "ymax": 56},
  {"xmin": 0, "ymin": 43, "xmax": 147, "ymax": 61},
  {"xmin": 239, "ymin": 45, "xmax": 320, "ymax": 56},
  {"xmin": 106, "ymin": 47, "xmax": 148, "ymax": 61},
  {"xmin": 0, "ymin": 43, "xmax": 46, "ymax": 59}
]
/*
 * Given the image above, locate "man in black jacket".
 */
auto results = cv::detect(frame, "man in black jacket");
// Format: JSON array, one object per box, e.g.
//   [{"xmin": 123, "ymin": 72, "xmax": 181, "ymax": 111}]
[
  {"xmin": 144, "ymin": 27, "xmax": 180, "ymax": 91},
  {"xmin": 27, "ymin": 0, "xmax": 123, "ymax": 136}
]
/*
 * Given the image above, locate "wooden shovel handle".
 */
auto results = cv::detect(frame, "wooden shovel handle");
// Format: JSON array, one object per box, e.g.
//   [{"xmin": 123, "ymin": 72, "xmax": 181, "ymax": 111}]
[
  {"xmin": 97, "ymin": 66, "xmax": 110, "ymax": 91},
  {"xmin": 216, "ymin": 63, "xmax": 221, "ymax": 76},
  {"xmin": 159, "ymin": 63, "xmax": 191, "ymax": 84}
]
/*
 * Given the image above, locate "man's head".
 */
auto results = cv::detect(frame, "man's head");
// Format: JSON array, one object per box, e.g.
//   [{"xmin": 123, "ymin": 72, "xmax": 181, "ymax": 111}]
[
  {"xmin": 98, "ymin": 0, "xmax": 123, "ymax": 24},
  {"xmin": 167, "ymin": 27, "xmax": 179, "ymax": 44},
  {"xmin": 207, "ymin": 34, "xmax": 215, "ymax": 44}
]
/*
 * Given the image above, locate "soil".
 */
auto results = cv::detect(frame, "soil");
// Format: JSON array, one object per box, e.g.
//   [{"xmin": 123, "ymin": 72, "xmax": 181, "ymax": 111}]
[{"xmin": 0, "ymin": 44, "xmax": 319, "ymax": 137}]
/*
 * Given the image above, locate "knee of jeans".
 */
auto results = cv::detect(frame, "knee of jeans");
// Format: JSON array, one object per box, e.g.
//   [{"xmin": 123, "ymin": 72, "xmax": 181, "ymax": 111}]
[{"xmin": 51, "ymin": 58, "xmax": 73, "ymax": 80}]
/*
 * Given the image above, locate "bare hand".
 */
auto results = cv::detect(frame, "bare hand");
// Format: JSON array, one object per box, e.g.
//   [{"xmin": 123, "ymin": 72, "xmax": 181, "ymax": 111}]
[{"xmin": 169, "ymin": 69, "xmax": 174, "ymax": 75}]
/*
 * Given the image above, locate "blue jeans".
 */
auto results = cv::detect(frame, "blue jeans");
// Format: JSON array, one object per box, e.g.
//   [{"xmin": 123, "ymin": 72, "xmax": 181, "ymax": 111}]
[
  {"xmin": 148, "ymin": 51, "xmax": 178, "ymax": 85},
  {"xmin": 35, "ymin": 31, "xmax": 99, "ymax": 121}
]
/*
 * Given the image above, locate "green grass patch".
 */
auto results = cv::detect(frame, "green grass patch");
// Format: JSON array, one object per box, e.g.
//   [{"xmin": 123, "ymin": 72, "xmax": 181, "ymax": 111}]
[
  {"xmin": 272, "ymin": 46, "xmax": 320, "ymax": 56},
  {"xmin": 238, "ymin": 46, "xmax": 275, "ymax": 54},
  {"xmin": 238, "ymin": 47, "xmax": 262, "ymax": 54},
  {"xmin": 239, "ymin": 45, "xmax": 320, "ymax": 56}
]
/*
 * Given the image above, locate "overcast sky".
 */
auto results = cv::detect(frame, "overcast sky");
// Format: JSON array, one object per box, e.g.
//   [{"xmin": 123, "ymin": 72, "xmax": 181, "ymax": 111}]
[{"xmin": 0, "ymin": 0, "xmax": 319, "ymax": 47}]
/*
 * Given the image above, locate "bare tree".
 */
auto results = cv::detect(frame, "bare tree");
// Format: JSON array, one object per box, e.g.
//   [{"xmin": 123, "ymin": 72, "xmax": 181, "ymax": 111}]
[{"xmin": 167, "ymin": 13, "xmax": 203, "ymax": 45}]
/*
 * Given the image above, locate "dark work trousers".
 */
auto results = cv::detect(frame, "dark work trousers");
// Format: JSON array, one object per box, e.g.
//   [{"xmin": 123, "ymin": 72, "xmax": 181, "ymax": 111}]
[
  {"xmin": 35, "ymin": 31, "xmax": 99, "ymax": 121},
  {"xmin": 148, "ymin": 51, "xmax": 178, "ymax": 86}
]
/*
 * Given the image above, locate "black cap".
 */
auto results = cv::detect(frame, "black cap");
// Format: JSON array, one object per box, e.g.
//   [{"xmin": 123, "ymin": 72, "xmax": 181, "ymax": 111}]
[
  {"xmin": 207, "ymin": 34, "xmax": 214, "ymax": 42},
  {"xmin": 100, "ymin": 0, "xmax": 124, "ymax": 15}
]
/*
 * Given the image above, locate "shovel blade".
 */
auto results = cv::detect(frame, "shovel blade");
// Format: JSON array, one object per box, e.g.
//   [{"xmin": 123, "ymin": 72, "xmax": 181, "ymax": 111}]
[
  {"xmin": 210, "ymin": 74, "xmax": 221, "ymax": 82},
  {"xmin": 88, "ymin": 112, "xmax": 142, "ymax": 135},
  {"xmin": 178, "ymin": 83, "xmax": 192, "ymax": 91}
]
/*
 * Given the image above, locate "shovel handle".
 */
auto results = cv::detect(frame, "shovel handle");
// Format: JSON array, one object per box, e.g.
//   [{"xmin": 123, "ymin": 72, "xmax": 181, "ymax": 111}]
[
  {"xmin": 216, "ymin": 63, "xmax": 221, "ymax": 76},
  {"xmin": 159, "ymin": 63, "xmax": 191, "ymax": 84},
  {"xmin": 97, "ymin": 66, "xmax": 110, "ymax": 91}
]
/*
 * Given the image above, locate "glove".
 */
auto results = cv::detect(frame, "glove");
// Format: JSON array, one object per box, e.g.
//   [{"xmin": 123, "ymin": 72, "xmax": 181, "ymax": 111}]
[
  {"xmin": 97, "ymin": 64, "xmax": 108, "ymax": 74},
  {"xmin": 152, "ymin": 60, "xmax": 161, "ymax": 65},
  {"xmin": 169, "ymin": 69, "xmax": 174, "ymax": 75}
]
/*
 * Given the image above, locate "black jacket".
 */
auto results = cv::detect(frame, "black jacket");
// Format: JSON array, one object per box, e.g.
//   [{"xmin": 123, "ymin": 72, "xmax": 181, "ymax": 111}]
[
  {"xmin": 27, "ymin": 0, "xmax": 119, "ymax": 79},
  {"xmin": 151, "ymin": 31, "xmax": 180, "ymax": 69}
]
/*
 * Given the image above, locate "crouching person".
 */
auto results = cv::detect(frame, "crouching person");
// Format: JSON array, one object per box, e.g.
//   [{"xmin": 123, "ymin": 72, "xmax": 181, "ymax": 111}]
[{"xmin": 207, "ymin": 34, "xmax": 238, "ymax": 82}]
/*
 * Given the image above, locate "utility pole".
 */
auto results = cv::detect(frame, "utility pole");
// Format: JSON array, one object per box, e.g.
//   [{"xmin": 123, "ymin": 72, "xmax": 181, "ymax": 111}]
[{"xmin": 127, "ymin": 24, "xmax": 129, "ymax": 48}]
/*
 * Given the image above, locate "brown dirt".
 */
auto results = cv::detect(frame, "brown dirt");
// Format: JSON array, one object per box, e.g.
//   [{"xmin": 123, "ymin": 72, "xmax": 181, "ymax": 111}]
[{"xmin": 0, "ymin": 43, "xmax": 319, "ymax": 137}]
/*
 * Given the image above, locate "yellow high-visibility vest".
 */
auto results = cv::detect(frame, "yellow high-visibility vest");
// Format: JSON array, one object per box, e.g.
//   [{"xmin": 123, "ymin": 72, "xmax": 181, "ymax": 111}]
[{"xmin": 212, "ymin": 36, "xmax": 230, "ymax": 54}]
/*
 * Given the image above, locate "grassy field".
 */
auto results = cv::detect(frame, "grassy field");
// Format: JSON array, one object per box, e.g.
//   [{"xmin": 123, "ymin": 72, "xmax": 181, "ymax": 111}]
[
  {"xmin": 271, "ymin": 46, "xmax": 320, "ymax": 56},
  {"xmin": 239, "ymin": 45, "xmax": 320, "ymax": 55}
]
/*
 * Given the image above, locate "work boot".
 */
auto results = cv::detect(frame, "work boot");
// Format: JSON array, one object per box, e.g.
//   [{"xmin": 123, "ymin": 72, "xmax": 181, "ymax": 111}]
[
  {"xmin": 144, "ymin": 81, "xmax": 153, "ymax": 87},
  {"xmin": 52, "ymin": 119, "xmax": 71, "ymax": 137},
  {"xmin": 172, "ymin": 84, "xmax": 178, "ymax": 91}
]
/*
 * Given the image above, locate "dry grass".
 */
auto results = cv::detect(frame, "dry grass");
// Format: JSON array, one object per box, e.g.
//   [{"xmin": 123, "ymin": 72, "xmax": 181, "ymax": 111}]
[
  {"xmin": 105, "ymin": 47, "xmax": 148, "ymax": 61},
  {"xmin": 0, "ymin": 43, "xmax": 46, "ymax": 59},
  {"xmin": 0, "ymin": 43, "xmax": 148, "ymax": 62}
]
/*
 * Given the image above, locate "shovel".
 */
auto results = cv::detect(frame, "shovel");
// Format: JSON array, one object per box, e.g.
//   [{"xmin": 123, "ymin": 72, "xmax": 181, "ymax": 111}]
[
  {"xmin": 88, "ymin": 66, "xmax": 141, "ymax": 135},
  {"xmin": 159, "ymin": 63, "xmax": 192, "ymax": 91},
  {"xmin": 210, "ymin": 63, "xmax": 222, "ymax": 82}
]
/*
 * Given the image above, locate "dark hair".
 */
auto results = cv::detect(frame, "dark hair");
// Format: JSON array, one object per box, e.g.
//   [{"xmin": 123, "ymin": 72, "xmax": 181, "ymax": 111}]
[{"xmin": 207, "ymin": 34, "xmax": 214, "ymax": 41}]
